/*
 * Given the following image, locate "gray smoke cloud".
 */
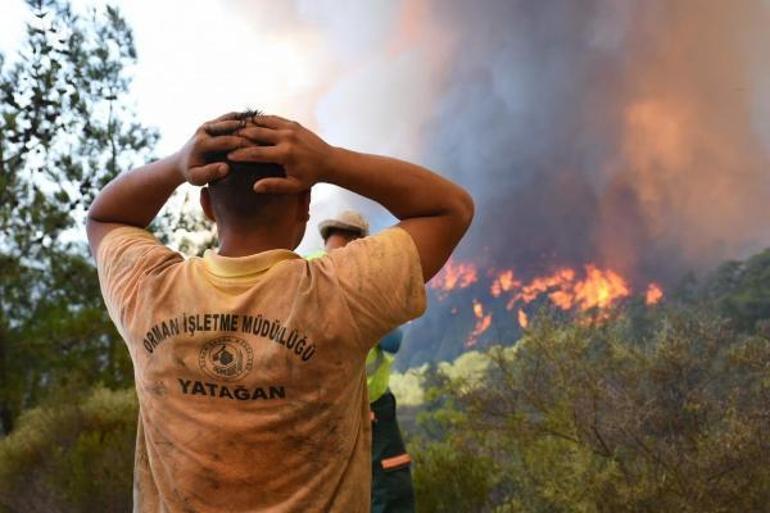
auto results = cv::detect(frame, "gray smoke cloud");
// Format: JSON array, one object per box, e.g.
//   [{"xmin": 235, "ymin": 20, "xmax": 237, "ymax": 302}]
[{"xmin": 416, "ymin": 0, "xmax": 770, "ymax": 284}]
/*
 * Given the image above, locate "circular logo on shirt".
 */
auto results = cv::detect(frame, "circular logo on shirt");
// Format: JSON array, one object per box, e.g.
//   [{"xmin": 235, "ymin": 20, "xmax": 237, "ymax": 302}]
[{"xmin": 199, "ymin": 336, "xmax": 253, "ymax": 381}]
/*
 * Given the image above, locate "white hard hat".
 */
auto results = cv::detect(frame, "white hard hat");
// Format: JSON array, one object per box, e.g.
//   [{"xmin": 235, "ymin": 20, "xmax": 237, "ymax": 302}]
[{"xmin": 318, "ymin": 210, "xmax": 369, "ymax": 240}]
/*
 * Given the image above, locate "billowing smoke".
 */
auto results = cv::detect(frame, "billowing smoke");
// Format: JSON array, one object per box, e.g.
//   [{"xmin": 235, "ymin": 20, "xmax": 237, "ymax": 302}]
[
  {"xmin": 230, "ymin": 0, "xmax": 770, "ymax": 284},
  {"xmin": 416, "ymin": 0, "xmax": 770, "ymax": 284}
]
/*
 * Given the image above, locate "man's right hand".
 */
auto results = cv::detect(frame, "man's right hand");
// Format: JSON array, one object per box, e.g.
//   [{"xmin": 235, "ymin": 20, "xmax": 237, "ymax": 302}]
[{"xmin": 227, "ymin": 115, "xmax": 336, "ymax": 194}]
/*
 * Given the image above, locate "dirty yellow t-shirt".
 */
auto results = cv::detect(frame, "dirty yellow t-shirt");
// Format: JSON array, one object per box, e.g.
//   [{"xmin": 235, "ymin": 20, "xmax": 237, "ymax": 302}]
[{"xmin": 95, "ymin": 226, "xmax": 426, "ymax": 513}]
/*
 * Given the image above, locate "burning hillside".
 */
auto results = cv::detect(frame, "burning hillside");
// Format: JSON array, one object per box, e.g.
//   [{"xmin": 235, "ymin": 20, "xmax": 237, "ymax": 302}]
[
  {"xmin": 262, "ymin": 0, "xmax": 770, "ymax": 368},
  {"xmin": 421, "ymin": 258, "xmax": 663, "ymax": 350},
  {"xmin": 390, "ymin": 0, "xmax": 769, "ymax": 370}
]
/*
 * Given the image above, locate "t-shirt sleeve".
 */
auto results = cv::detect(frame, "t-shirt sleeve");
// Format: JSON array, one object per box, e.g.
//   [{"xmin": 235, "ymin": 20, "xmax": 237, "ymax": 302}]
[
  {"xmin": 95, "ymin": 226, "xmax": 183, "ymax": 332},
  {"xmin": 325, "ymin": 227, "xmax": 427, "ymax": 347}
]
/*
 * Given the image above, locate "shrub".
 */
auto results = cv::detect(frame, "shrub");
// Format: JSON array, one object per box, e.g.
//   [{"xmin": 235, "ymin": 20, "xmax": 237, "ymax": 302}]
[
  {"xmin": 0, "ymin": 387, "xmax": 137, "ymax": 513},
  {"xmin": 411, "ymin": 310, "xmax": 770, "ymax": 512}
]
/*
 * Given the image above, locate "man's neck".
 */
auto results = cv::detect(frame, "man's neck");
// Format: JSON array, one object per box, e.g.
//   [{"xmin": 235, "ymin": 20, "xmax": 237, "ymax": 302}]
[{"xmin": 216, "ymin": 226, "xmax": 297, "ymax": 257}]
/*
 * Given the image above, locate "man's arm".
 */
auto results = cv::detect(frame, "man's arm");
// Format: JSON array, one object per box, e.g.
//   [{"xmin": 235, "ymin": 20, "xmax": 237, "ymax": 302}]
[
  {"xmin": 86, "ymin": 155, "xmax": 185, "ymax": 255},
  {"xmin": 86, "ymin": 114, "xmax": 248, "ymax": 255},
  {"xmin": 320, "ymin": 148, "xmax": 474, "ymax": 282},
  {"xmin": 230, "ymin": 116, "xmax": 474, "ymax": 281}
]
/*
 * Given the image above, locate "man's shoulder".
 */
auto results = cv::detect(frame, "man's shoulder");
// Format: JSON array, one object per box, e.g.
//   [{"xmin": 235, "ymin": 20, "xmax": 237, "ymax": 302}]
[{"xmin": 95, "ymin": 224, "xmax": 182, "ymax": 278}]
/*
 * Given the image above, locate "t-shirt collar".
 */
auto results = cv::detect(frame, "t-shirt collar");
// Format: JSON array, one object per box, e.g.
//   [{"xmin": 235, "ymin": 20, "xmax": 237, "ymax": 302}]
[{"xmin": 202, "ymin": 248, "xmax": 300, "ymax": 279}]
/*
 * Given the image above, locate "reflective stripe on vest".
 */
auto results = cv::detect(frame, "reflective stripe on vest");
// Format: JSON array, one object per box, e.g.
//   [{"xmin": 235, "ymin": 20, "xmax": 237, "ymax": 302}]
[{"xmin": 381, "ymin": 453, "xmax": 411, "ymax": 470}]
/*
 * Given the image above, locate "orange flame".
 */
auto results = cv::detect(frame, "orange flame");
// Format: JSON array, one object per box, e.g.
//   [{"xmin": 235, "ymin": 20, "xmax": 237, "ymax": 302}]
[
  {"xmin": 573, "ymin": 265, "xmax": 631, "ymax": 310},
  {"xmin": 430, "ymin": 258, "xmax": 478, "ymax": 299},
  {"xmin": 518, "ymin": 309, "xmax": 529, "ymax": 328},
  {"xmin": 548, "ymin": 289, "xmax": 575, "ymax": 310},
  {"xmin": 466, "ymin": 299, "xmax": 492, "ymax": 347},
  {"xmin": 502, "ymin": 265, "xmax": 632, "ymax": 312},
  {"xmin": 516, "ymin": 268, "xmax": 576, "ymax": 304},
  {"xmin": 490, "ymin": 270, "xmax": 521, "ymax": 297},
  {"xmin": 645, "ymin": 283, "xmax": 664, "ymax": 305},
  {"xmin": 433, "ymin": 258, "xmax": 663, "ymax": 344}
]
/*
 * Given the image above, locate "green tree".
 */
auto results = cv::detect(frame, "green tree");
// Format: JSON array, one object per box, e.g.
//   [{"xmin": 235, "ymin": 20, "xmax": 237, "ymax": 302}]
[
  {"xmin": 0, "ymin": 0, "xmax": 157, "ymax": 435},
  {"xmin": 0, "ymin": 387, "xmax": 137, "ymax": 513},
  {"xmin": 411, "ymin": 310, "xmax": 770, "ymax": 512},
  {"xmin": 701, "ymin": 249, "xmax": 770, "ymax": 332}
]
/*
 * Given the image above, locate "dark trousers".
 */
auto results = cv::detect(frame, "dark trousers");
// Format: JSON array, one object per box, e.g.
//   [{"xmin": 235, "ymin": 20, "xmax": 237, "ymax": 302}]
[{"xmin": 371, "ymin": 390, "xmax": 415, "ymax": 513}]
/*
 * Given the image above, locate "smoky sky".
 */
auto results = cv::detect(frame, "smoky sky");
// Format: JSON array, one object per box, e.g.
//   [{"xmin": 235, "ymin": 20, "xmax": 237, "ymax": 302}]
[
  {"xmin": 231, "ymin": 0, "xmax": 770, "ymax": 284},
  {"xmin": 417, "ymin": 0, "xmax": 770, "ymax": 284}
]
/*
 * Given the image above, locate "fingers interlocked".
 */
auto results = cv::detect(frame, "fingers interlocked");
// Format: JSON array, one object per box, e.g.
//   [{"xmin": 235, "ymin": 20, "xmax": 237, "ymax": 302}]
[
  {"xmin": 189, "ymin": 112, "xmax": 311, "ymax": 193},
  {"xmin": 227, "ymin": 118, "xmax": 297, "ymax": 165}
]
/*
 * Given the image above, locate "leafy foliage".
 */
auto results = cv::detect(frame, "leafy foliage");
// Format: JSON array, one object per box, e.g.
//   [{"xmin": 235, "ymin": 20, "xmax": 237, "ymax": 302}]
[
  {"xmin": 0, "ymin": 387, "xmax": 137, "ymax": 513},
  {"xmin": 699, "ymin": 249, "xmax": 770, "ymax": 332},
  {"xmin": 409, "ymin": 311, "xmax": 770, "ymax": 512},
  {"xmin": 0, "ymin": 0, "xmax": 157, "ymax": 435}
]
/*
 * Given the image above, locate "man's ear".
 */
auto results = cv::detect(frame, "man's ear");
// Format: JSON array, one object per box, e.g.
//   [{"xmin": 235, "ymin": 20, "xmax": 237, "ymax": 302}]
[{"xmin": 200, "ymin": 187, "xmax": 216, "ymax": 222}]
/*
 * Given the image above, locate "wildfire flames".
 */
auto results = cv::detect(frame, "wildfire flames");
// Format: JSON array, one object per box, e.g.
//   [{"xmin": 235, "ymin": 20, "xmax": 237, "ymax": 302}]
[
  {"xmin": 490, "ymin": 270, "xmax": 521, "ymax": 298},
  {"xmin": 645, "ymin": 283, "xmax": 664, "ymax": 305},
  {"xmin": 430, "ymin": 258, "xmax": 663, "ymax": 347},
  {"xmin": 429, "ymin": 259, "xmax": 479, "ymax": 300},
  {"xmin": 467, "ymin": 299, "xmax": 493, "ymax": 346},
  {"xmin": 517, "ymin": 309, "xmax": 529, "ymax": 329}
]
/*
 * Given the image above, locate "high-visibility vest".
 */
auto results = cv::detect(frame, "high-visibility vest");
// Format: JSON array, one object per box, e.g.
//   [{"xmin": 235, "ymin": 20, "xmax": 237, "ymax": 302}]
[
  {"xmin": 304, "ymin": 249, "xmax": 326, "ymax": 260},
  {"xmin": 366, "ymin": 344, "xmax": 394, "ymax": 403},
  {"xmin": 306, "ymin": 250, "xmax": 398, "ymax": 403}
]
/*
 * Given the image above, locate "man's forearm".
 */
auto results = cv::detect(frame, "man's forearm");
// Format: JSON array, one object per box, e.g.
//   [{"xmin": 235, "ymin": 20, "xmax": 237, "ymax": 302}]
[
  {"xmin": 88, "ymin": 154, "xmax": 183, "ymax": 228},
  {"xmin": 321, "ymin": 148, "xmax": 474, "ymax": 280},
  {"xmin": 323, "ymin": 148, "xmax": 473, "ymax": 223}
]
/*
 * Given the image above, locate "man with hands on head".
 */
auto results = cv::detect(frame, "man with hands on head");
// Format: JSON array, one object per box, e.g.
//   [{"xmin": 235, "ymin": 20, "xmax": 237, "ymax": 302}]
[{"xmin": 87, "ymin": 110, "xmax": 473, "ymax": 513}]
